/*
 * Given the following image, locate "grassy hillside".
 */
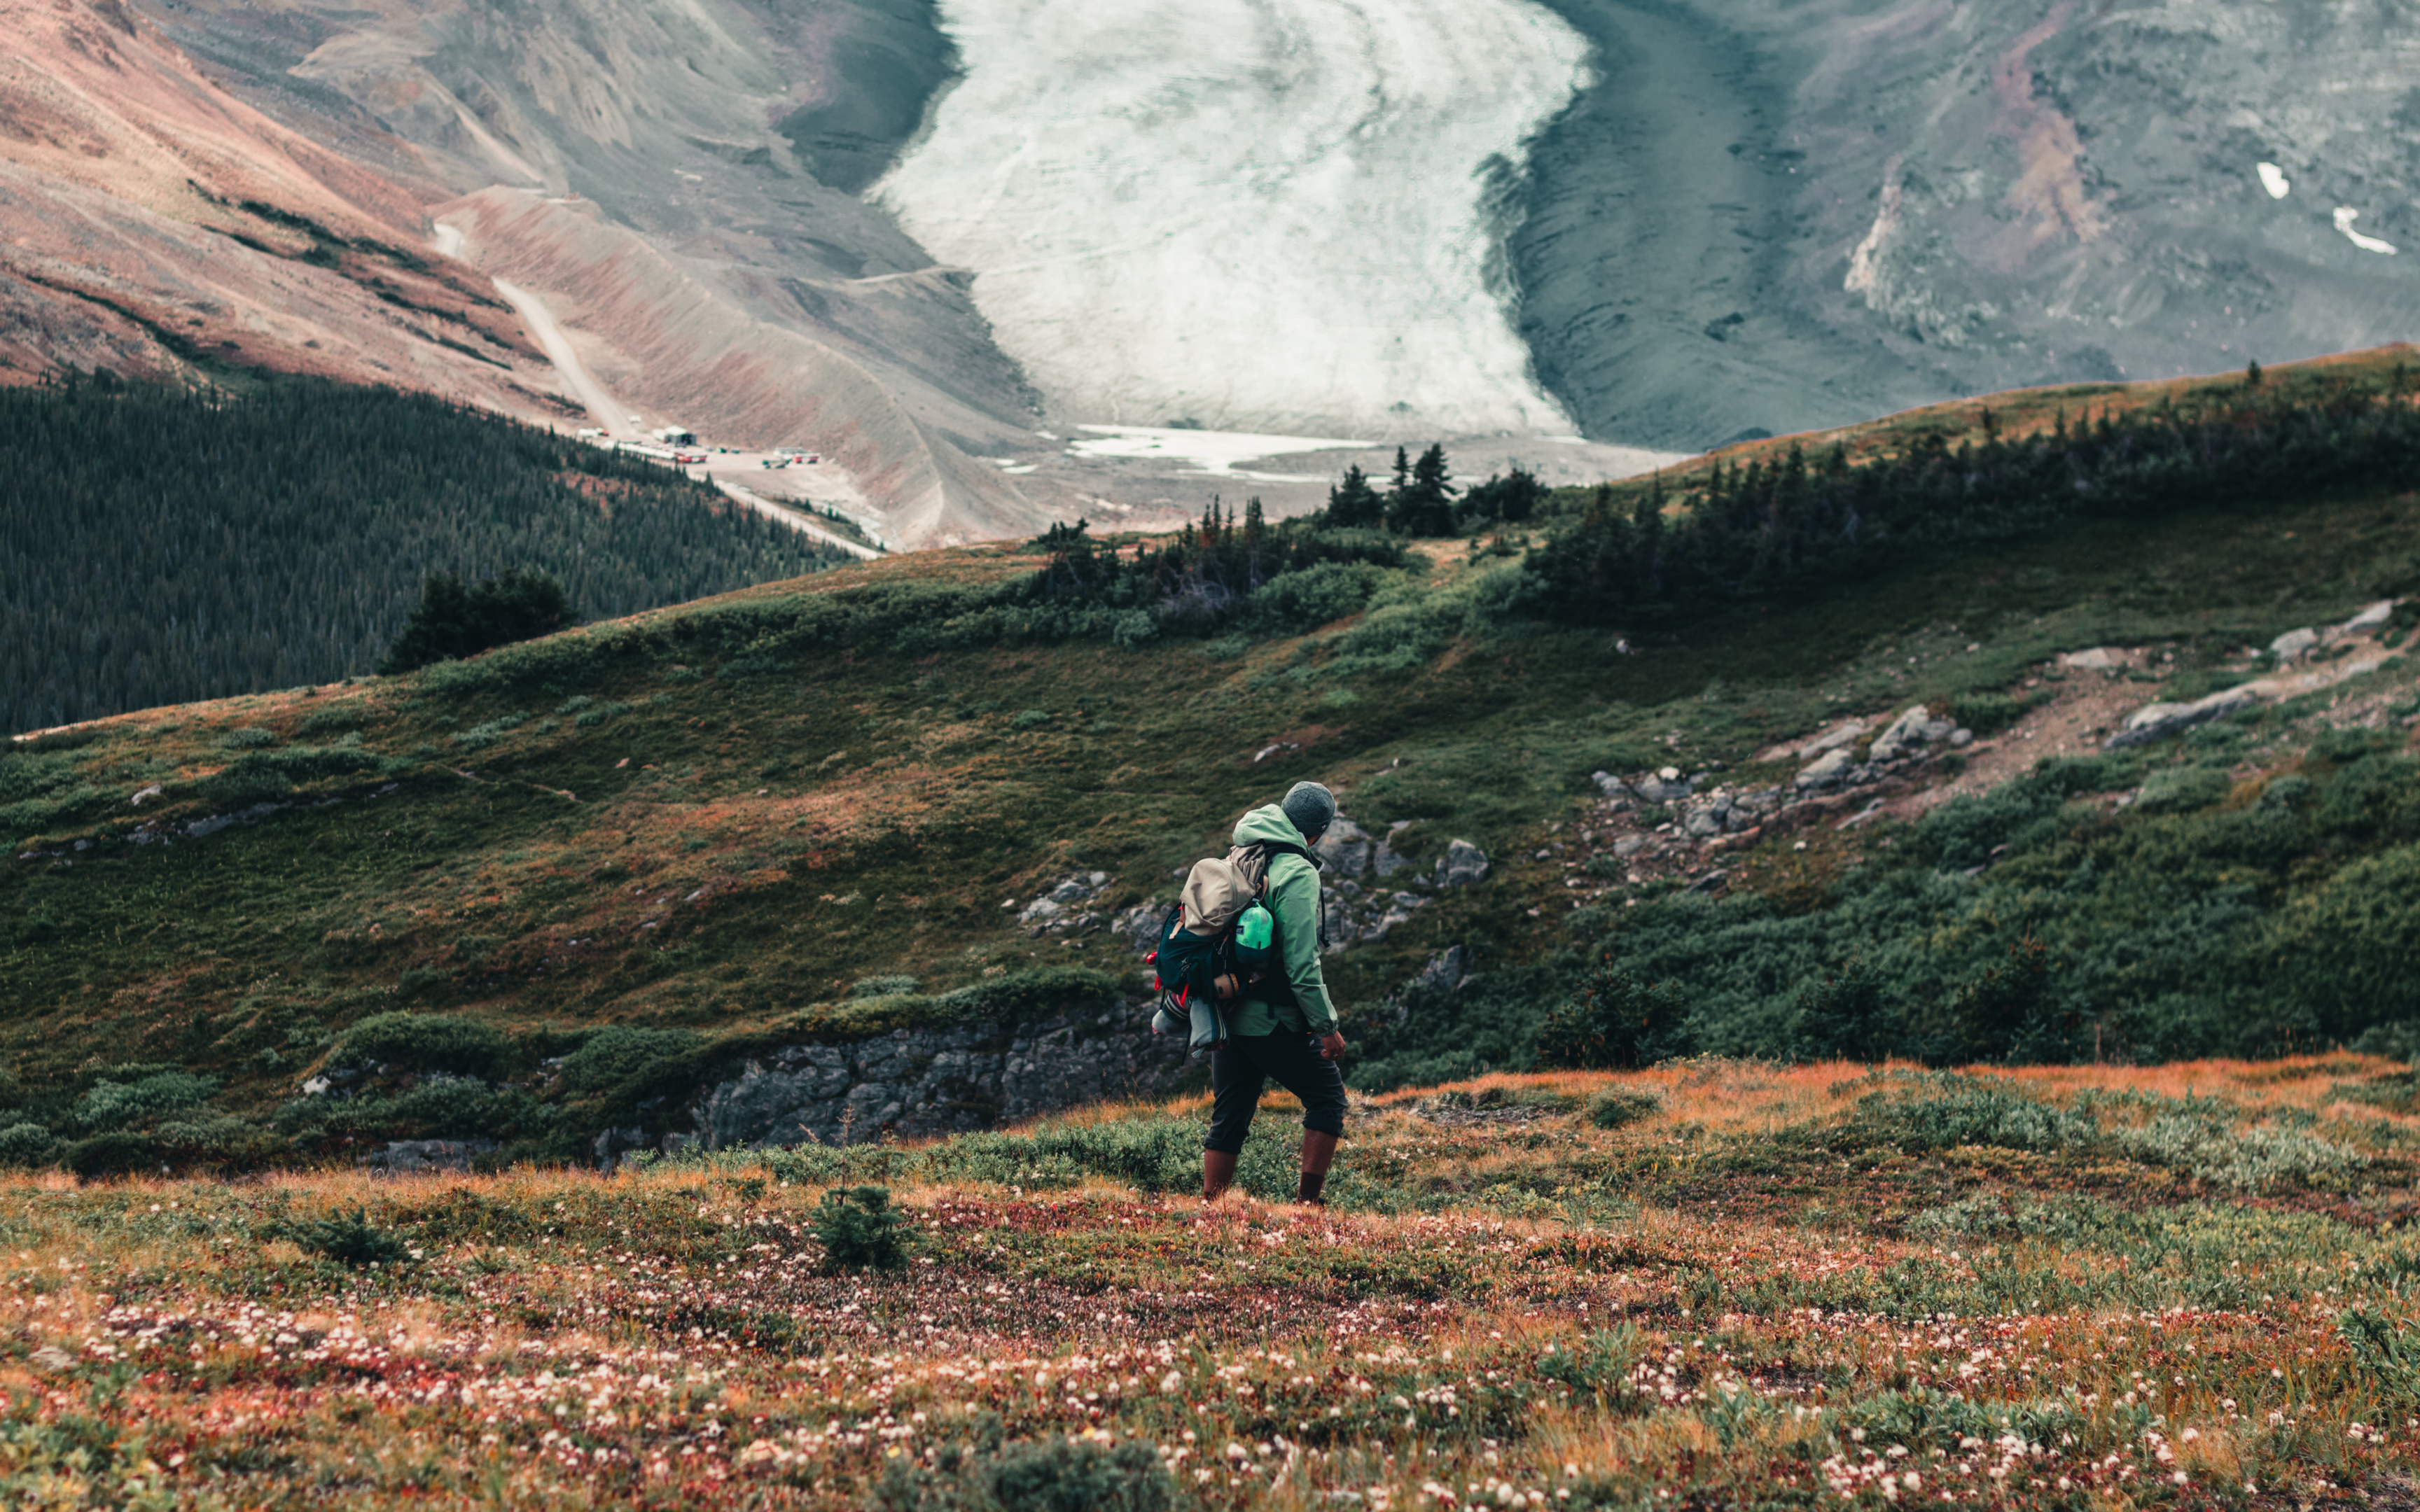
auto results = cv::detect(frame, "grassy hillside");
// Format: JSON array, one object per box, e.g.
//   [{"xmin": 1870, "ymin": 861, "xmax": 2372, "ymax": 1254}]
[
  {"xmin": 3, "ymin": 351, "xmax": 2420, "ymax": 1169},
  {"xmin": 0, "ymin": 1058, "xmax": 2416, "ymax": 1504}
]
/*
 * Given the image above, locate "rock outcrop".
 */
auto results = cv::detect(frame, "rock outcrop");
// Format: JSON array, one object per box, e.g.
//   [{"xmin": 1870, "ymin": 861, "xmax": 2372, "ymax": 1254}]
[{"xmin": 683, "ymin": 1009, "xmax": 1191, "ymax": 1156}]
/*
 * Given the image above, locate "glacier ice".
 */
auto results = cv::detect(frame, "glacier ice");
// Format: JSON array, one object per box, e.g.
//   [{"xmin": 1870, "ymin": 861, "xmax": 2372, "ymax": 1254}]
[{"xmin": 878, "ymin": 0, "xmax": 1590, "ymax": 438}]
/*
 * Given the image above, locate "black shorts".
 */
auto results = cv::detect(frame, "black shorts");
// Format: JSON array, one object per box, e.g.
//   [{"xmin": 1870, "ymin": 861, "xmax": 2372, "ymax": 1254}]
[{"xmin": 1204, "ymin": 1032, "xmax": 1347, "ymax": 1152}]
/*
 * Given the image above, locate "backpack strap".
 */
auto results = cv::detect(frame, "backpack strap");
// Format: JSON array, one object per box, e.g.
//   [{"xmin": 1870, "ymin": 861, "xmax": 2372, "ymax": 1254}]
[{"xmin": 1228, "ymin": 839, "xmax": 1328, "ymax": 951}]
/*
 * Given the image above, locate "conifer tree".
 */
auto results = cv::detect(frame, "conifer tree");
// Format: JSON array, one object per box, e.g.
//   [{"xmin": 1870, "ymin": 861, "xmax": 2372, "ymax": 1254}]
[
  {"xmin": 1325, "ymin": 465, "xmax": 1384, "ymax": 528},
  {"xmin": 1392, "ymin": 442, "xmax": 1457, "ymax": 536}
]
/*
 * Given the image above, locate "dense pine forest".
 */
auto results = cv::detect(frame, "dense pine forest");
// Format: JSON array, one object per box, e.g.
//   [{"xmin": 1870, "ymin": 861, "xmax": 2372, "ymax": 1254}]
[{"xmin": 0, "ymin": 374, "xmax": 847, "ymax": 732}]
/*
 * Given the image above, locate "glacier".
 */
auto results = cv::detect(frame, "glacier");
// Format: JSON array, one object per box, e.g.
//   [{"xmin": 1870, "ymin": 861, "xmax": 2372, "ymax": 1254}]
[{"xmin": 877, "ymin": 0, "xmax": 1592, "ymax": 438}]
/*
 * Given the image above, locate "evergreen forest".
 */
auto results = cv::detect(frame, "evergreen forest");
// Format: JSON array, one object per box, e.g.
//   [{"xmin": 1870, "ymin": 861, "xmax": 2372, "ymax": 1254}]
[{"xmin": 0, "ymin": 373, "xmax": 847, "ymax": 732}]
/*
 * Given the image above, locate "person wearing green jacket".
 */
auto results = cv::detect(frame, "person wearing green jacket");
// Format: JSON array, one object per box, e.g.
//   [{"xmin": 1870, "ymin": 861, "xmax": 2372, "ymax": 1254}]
[{"xmin": 1203, "ymin": 780, "xmax": 1349, "ymax": 1205}]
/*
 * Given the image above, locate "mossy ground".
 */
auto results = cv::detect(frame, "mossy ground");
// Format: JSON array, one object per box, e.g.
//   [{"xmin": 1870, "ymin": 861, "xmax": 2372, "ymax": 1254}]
[{"xmin": 1, "ymin": 1059, "xmax": 2416, "ymax": 1506}]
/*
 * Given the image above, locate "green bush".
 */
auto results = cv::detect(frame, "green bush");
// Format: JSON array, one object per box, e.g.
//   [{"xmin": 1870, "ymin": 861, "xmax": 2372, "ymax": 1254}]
[
  {"xmin": 65, "ymin": 1130, "xmax": 162, "ymax": 1179},
  {"xmin": 1947, "ymin": 692, "xmax": 2031, "ymax": 736},
  {"xmin": 1586, "ymin": 1089, "xmax": 1662, "ymax": 1129},
  {"xmin": 297, "ymin": 704, "xmax": 363, "ymax": 737},
  {"xmin": 2135, "ymin": 764, "xmax": 2231, "ymax": 813},
  {"xmin": 73, "ymin": 1071, "xmax": 218, "ymax": 1132},
  {"xmin": 1536, "ymin": 960, "xmax": 1688, "ymax": 1070},
  {"xmin": 987, "ymin": 1438, "xmax": 1173, "ymax": 1512},
  {"xmin": 852, "ymin": 974, "xmax": 920, "ymax": 998},
  {"xmin": 218, "ymin": 726, "xmax": 279, "ymax": 750},
  {"xmin": 274, "ymin": 1080, "xmax": 537, "ymax": 1144},
  {"xmin": 812, "ymin": 1185, "xmax": 908, "ymax": 1273},
  {"xmin": 276, "ymin": 1207, "xmax": 411, "ymax": 1268},
  {"xmin": 452, "ymin": 712, "xmax": 529, "ymax": 749},
  {"xmin": 2338, "ymin": 1310, "xmax": 2420, "ymax": 1406},
  {"xmin": 554, "ymin": 1025, "xmax": 702, "ymax": 1098},
  {"xmin": 339, "ymin": 1011, "xmax": 510, "ymax": 1078},
  {"xmin": 195, "ymin": 764, "xmax": 295, "ymax": 808},
  {"xmin": 869, "ymin": 1434, "xmax": 1174, "ymax": 1512},
  {"xmin": 0, "ymin": 1122, "xmax": 61, "ymax": 1168}
]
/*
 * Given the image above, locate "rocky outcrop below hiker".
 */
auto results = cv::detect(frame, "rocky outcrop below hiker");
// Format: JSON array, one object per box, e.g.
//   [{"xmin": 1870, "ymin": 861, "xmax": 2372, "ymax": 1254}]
[{"xmin": 658, "ymin": 1008, "xmax": 1191, "ymax": 1161}]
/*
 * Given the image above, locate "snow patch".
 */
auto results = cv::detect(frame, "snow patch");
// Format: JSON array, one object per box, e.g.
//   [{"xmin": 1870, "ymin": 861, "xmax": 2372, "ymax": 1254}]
[
  {"xmin": 2255, "ymin": 162, "xmax": 2290, "ymax": 200},
  {"xmin": 877, "ymin": 0, "xmax": 1591, "ymax": 438},
  {"xmin": 2333, "ymin": 206, "xmax": 2397, "ymax": 255}
]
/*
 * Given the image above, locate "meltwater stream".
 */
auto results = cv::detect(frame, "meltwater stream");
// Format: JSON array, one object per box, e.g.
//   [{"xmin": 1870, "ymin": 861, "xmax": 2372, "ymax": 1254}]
[{"xmin": 877, "ymin": 0, "xmax": 1591, "ymax": 438}]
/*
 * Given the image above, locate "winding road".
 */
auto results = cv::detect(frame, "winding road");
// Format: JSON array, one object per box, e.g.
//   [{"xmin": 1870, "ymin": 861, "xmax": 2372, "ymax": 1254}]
[{"xmin": 436, "ymin": 216, "xmax": 882, "ymax": 561}]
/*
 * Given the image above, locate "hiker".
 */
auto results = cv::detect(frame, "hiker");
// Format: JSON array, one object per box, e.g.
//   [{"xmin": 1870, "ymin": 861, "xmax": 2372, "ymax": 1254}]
[{"xmin": 1202, "ymin": 780, "xmax": 1349, "ymax": 1206}]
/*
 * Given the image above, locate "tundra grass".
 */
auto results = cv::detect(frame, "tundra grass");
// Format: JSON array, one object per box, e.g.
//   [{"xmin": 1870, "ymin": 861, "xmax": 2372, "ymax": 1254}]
[{"xmin": 0, "ymin": 1060, "xmax": 2415, "ymax": 1506}]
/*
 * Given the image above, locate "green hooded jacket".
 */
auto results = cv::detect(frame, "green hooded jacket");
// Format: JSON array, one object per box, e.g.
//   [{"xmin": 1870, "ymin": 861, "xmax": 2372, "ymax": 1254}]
[{"xmin": 1228, "ymin": 804, "xmax": 1340, "ymax": 1038}]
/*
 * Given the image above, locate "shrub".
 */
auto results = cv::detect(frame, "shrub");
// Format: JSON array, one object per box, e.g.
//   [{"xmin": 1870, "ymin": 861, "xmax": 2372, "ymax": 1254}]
[
  {"xmin": 1536, "ymin": 960, "xmax": 1689, "ymax": 1070},
  {"xmin": 297, "ymin": 704, "xmax": 363, "ymax": 736},
  {"xmin": 1792, "ymin": 962, "xmax": 1895, "ymax": 1062},
  {"xmin": 987, "ymin": 1438, "xmax": 1173, "ymax": 1512},
  {"xmin": 452, "ymin": 712, "xmax": 529, "ymax": 749},
  {"xmin": 74, "ymin": 1071, "xmax": 218, "ymax": 1131},
  {"xmin": 554, "ymin": 1026, "xmax": 702, "ymax": 1098},
  {"xmin": 1586, "ymin": 1090, "xmax": 1662, "ymax": 1129},
  {"xmin": 277, "ymin": 1207, "xmax": 411, "ymax": 1268},
  {"xmin": 1948, "ymin": 692, "xmax": 2031, "ymax": 736},
  {"xmin": 195, "ymin": 764, "xmax": 295, "ymax": 807},
  {"xmin": 813, "ymin": 1185, "xmax": 908, "ymax": 1273},
  {"xmin": 2338, "ymin": 1310, "xmax": 2420, "ymax": 1406},
  {"xmin": 2135, "ymin": 764, "xmax": 2230, "ymax": 813},
  {"xmin": 0, "ymin": 1123, "xmax": 61, "ymax": 1168},
  {"xmin": 274, "ymin": 1080, "xmax": 536, "ymax": 1144},
  {"xmin": 869, "ymin": 1434, "xmax": 1174, "ymax": 1512},
  {"xmin": 66, "ymin": 1130, "xmax": 162, "ymax": 1179},
  {"xmin": 852, "ymin": 974, "xmax": 920, "ymax": 998},
  {"xmin": 340, "ymin": 1011, "xmax": 510, "ymax": 1078}
]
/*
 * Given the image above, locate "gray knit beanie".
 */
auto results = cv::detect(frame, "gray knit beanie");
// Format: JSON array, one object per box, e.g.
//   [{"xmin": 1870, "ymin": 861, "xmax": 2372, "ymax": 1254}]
[{"xmin": 1281, "ymin": 780, "xmax": 1337, "ymax": 841}]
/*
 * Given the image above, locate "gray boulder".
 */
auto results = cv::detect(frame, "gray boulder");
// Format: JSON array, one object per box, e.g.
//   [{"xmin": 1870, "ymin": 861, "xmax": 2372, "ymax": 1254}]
[
  {"xmin": 2106, "ymin": 685, "xmax": 2264, "ymax": 748},
  {"xmin": 1438, "ymin": 839, "xmax": 1490, "ymax": 886},
  {"xmin": 1113, "ymin": 902, "xmax": 1163, "ymax": 956},
  {"xmin": 1796, "ymin": 748, "xmax": 1855, "ymax": 789},
  {"xmin": 2268, "ymin": 627, "xmax": 2319, "ymax": 659},
  {"xmin": 1313, "ymin": 816, "xmax": 1371, "ymax": 876},
  {"xmin": 1797, "ymin": 719, "xmax": 1868, "ymax": 757},
  {"xmin": 364, "ymin": 1138, "xmax": 496, "ymax": 1176},
  {"xmin": 1590, "ymin": 771, "xmax": 1631, "ymax": 802},
  {"xmin": 1414, "ymin": 945, "xmax": 1466, "ymax": 993}
]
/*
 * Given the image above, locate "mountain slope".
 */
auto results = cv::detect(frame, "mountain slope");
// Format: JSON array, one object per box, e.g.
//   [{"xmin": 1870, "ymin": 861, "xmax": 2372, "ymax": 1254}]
[
  {"xmin": 1515, "ymin": 0, "xmax": 2420, "ymax": 447},
  {"xmin": 4, "ymin": 351, "xmax": 2419, "ymax": 1169},
  {"xmin": 0, "ymin": 0, "xmax": 564, "ymax": 410},
  {"xmin": 129, "ymin": 0, "xmax": 1059, "ymax": 545}
]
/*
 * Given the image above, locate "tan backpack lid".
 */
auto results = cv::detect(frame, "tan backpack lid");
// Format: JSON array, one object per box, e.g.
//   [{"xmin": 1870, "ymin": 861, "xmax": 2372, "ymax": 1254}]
[{"xmin": 1180, "ymin": 857, "xmax": 1256, "ymax": 934}]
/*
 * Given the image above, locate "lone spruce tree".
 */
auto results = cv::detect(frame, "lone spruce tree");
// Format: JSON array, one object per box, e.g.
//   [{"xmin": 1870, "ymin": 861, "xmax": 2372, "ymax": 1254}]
[
  {"xmin": 1391, "ymin": 442, "xmax": 1456, "ymax": 536},
  {"xmin": 1325, "ymin": 465, "xmax": 1384, "ymax": 527}
]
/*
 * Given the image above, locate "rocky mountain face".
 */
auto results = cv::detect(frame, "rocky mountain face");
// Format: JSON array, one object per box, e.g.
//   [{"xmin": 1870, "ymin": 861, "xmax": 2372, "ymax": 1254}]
[
  {"xmin": 1517, "ymin": 0, "xmax": 2420, "ymax": 448},
  {"xmin": 55, "ymin": 0, "xmax": 1052, "ymax": 542},
  {"xmin": 0, "ymin": 0, "xmax": 562, "ymax": 410}
]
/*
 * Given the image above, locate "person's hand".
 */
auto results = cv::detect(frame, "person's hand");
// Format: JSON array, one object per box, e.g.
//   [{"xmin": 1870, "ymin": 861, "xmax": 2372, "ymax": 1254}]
[{"xmin": 1316, "ymin": 1030, "xmax": 1346, "ymax": 1060}]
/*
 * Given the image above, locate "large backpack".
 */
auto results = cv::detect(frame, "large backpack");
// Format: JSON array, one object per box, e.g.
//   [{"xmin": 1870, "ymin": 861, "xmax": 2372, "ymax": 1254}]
[{"xmin": 1147, "ymin": 839, "xmax": 1321, "ymax": 1054}]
